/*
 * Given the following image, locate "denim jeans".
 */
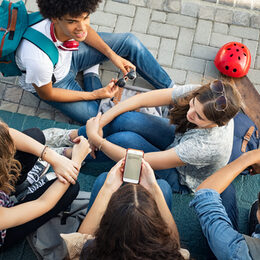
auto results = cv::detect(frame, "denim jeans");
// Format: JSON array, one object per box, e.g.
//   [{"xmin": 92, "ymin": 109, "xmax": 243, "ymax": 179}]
[
  {"xmin": 44, "ymin": 33, "xmax": 173, "ymax": 124},
  {"xmin": 87, "ymin": 172, "xmax": 173, "ymax": 213},
  {"xmin": 78, "ymin": 111, "xmax": 238, "ymax": 228},
  {"xmin": 190, "ymin": 189, "xmax": 252, "ymax": 260}
]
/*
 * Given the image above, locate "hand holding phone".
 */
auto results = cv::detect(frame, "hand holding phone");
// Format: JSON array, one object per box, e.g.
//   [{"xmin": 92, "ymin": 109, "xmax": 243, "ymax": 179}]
[{"xmin": 123, "ymin": 149, "xmax": 144, "ymax": 184}]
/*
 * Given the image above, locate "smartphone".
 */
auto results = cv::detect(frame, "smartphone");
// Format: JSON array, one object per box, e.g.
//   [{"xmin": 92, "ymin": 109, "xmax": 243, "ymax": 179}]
[{"xmin": 123, "ymin": 149, "xmax": 144, "ymax": 184}]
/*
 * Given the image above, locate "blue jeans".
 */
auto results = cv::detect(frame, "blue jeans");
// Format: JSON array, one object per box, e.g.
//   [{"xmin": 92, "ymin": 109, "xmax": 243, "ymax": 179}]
[
  {"xmin": 190, "ymin": 189, "xmax": 251, "ymax": 260},
  {"xmin": 45, "ymin": 33, "xmax": 173, "ymax": 124},
  {"xmin": 87, "ymin": 172, "xmax": 173, "ymax": 213}
]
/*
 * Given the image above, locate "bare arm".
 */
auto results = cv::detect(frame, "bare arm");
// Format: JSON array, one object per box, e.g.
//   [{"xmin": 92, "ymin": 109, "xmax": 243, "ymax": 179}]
[
  {"xmin": 100, "ymin": 88, "xmax": 174, "ymax": 128},
  {"xmin": 87, "ymin": 113, "xmax": 185, "ymax": 169},
  {"xmin": 33, "ymin": 81, "xmax": 118, "ymax": 102},
  {"xmin": 197, "ymin": 149, "xmax": 260, "ymax": 193}
]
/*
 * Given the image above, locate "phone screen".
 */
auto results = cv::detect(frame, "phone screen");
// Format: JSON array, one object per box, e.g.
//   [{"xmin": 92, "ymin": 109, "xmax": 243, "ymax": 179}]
[{"xmin": 123, "ymin": 151, "xmax": 143, "ymax": 183}]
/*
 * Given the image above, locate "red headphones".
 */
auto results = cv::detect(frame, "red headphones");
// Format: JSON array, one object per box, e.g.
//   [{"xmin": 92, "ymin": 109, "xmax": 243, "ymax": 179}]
[{"xmin": 50, "ymin": 23, "xmax": 79, "ymax": 51}]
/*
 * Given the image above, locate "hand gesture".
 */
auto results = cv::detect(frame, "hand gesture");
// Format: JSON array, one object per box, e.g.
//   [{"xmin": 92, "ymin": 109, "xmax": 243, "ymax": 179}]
[
  {"xmin": 71, "ymin": 136, "xmax": 91, "ymax": 164},
  {"xmin": 110, "ymin": 54, "xmax": 136, "ymax": 75},
  {"xmin": 139, "ymin": 159, "xmax": 157, "ymax": 193},
  {"xmin": 86, "ymin": 113, "xmax": 102, "ymax": 141},
  {"xmin": 104, "ymin": 159, "xmax": 124, "ymax": 192},
  {"xmin": 94, "ymin": 81, "xmax": 118, "ymax": 99}
]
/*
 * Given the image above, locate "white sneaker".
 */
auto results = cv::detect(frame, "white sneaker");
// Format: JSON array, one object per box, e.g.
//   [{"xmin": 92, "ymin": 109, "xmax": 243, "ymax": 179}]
[{"xmin": 43, "ymin": 128, "xmax": 76, "ymax": 148}]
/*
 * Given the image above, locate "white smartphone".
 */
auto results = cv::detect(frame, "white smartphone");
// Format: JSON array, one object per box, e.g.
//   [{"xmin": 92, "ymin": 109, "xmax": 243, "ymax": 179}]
[{"xmin": 123, "ymin": 149, "xmax": 144, "ymax": 184}]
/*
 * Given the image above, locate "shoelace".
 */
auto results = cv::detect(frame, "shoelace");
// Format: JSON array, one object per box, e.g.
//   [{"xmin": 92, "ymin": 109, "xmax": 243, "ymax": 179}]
[{"xmin": 27, "ymin": 164, "xmax": 43, "ymax": 184}]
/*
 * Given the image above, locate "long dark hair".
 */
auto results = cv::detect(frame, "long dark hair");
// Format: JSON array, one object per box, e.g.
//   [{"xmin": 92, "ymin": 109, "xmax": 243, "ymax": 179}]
[
  {"xmin": 0, "ymin": 122, "xmax": 21, "ymax": 194},
  {"xmin": 81, "ymin": 184, "xmax": 184, "ymax": 260},
  {"xmin": 169, "ymin": 80, "xmax": 241, "ymax": 133}
]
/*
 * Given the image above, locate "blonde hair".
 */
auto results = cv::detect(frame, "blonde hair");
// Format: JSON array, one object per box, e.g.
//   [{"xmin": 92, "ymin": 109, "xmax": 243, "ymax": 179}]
[{"xmin": 0, "ymin": 122, "xmax": 21, "ymax": 194}]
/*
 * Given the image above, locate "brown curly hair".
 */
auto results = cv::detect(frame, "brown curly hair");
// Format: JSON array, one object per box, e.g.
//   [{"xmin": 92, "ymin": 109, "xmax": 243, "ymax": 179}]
[
  {"xmin": 0, "ymin": 122, "xmax": 21, "ymax": 194},
  {"xmin": 37, "ymin": 0, "xmax": 102, "ymax": 19},
  {"xmin": 80, "ymin": 184, "xmax": 184, "ymax": 260},
  {"xmin": 169, "ymin": 80, "xmax": 241, "ymax": 133}
]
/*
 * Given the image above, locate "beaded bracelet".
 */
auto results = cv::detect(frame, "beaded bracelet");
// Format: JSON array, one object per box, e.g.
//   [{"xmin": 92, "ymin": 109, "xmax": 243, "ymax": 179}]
[
  {"xmin": 40, "ymin": 145, "xmax": 48, "ymax": 160},
  {"xmin": 98, "ymin": 138, "xmax": 106, "ymax": 151}
]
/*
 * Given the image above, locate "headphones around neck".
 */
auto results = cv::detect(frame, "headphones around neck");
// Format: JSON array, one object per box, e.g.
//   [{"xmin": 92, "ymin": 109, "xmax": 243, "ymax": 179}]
[{"xmin": 50, "ymin": 23, "xmax": 79, "ymax": 51}]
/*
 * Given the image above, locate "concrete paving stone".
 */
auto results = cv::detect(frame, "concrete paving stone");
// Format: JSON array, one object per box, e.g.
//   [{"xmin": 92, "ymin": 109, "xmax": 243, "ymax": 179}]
[
  {"xmin": 233, "ymin": 11, "xmax": 250, "ymax": 26},
  {"xmin": 148, "ymin": 0, "xmax": 164, "ymax": 10},
  {"xmin": 132, "ymin": 7, "xmax": 151, "ymax": 33},
  {"xmin": 254, "ymin": 0, "xmax": 260, "ymax": 11},
  {"xmin": 134, "ymin": 77, "xmax": 154, "ymax": 90},
  {"xmin": 167, "ymin": 13, "xmax": 197, "ymax": 29},
  {"xmin": 20, "ymin": 91, "xmax": 40, "ymax": 107},
  {"xmin": 100, "ymin": 61, "xmax": 120, "ymax": 73},
  {"xmin": 255, "ymin": 55, "xmax": 260, "ymax": 69},
  {"xmin": 204, "ymin": 61, "xmax": 221, "ymax": 79},
  {"xmin": 250, "ymin": 15, "xmax": 260, "ymax": 29},
  {"xmin": 198, "ymin": 6, "xmax": 215, "ymax": 20},
  {"xmin": 242, "ymin": 39, "xmax": 258, "ymax": 68},
  {"xmin": 255, "ymin": 84, "xmax": 260, "ymax": 92},
  {"xmin": 133, "ymin": 32, "xmax": 160, "ymax": 49},
  {"xmin": 194, "ymin": 19, "xmax": 212, "ymax": 45},
  {"xmin": 104, "ymin": 1, "xmax": 136, "ymax": 17},
  {"xmin": 112, "ymin": 0, "xmax": 129, "ymax": 3},
  {"xmin": 213, "ymin": 22, "xmax": 228, "ymax": 34},
  {"xmin": 25, "ymin": 0, "xmax": 39, "ymax": 12},
  {"xmin": 230, "ymin": 25, "xmax": 259, "ymax": 41},
  {"xmin": 18, "ymin": 105, "xmax": 36, "ymax": 116},
  {"xmin": 210, "ymin": 32, "xmax": 241, "ymax": 48},
  {"xmin": 0, "ymin": 83, "xmax": 6, "ymax": 99},
  {"xmin": 176, "ymin": 28, "xmax": 194, "ymax": 55},
  {"xmin": 115, "ymin": 16, "xmax": 133, "ymax": 33},
  {"xmin": 247, "ymin": 68, "xmax": 260, "ymax": 84},
  {"xmin": 164, "ymin": 0, "xmax": 181, "ymax": 13},
  {"xmin": 101, "ymin": 70, "xmax": 119, "ymax": 85},
  {"xmin": 151, "ymin": 10, "xmax": 167, "ymax": 22},
  {"xmin": 185, "ymin": 71, "xmax": 203, "ymax": 84},
  {"xmin": 97, "ymin": 26, "xmax": 114, "ymax": 33},
  {"xmin": 0, "ymin": 74, "xmax": 17, "ymax": 85},
  {"xmin": 215, "ymin": 9, "xmax": 233, "ymax": 24},
  {"xmin": 4, "ymin": 86, "xmax": 23, "ymax": 103},
  {"xmin": 236, "ymin": 0, "xmax": 252, "ymax": 9},
  {"xmin": 0, "ymin": 101, "xmax": 18, "ymax": 113},
  {"xmin": 91, "ymin": 24, "xmax": 99, "ymax": 31},
  {"xmin": 181, "ymin": 1, "xmax": 199, "ymax": 17},
  {"xmin": 36, "ymin": 109, "xmax": 55, "ymax": 120},
  {"xmin": 148, "ymin": 22, "xmax": 179, "ymax": 39},
  {"xmin": 191, "ymin": 44, "xmax": 218, "ymax": 60},
  {"xmin": 158, "ymin": 38, "xmax": 176, "ymax": 66},
  {"xmin": 202, "ymin": 0, "xmax": 217, "ymax": 3},
  {"xmin": 173, "ymin": 54, "xmax": 206, "ymax": 74},
  {"xmin": 163, "ymin": 67, "xmax": 187, "ymax": 85},
  {"xmin": 97, "ymin": 0, "xmax": 105, "ymax": 11},
  {"xmin": 91, "ymin": 11, "xmax": 117, "ymax": 27},
  {"xmin": 219, "ymin": 0, "xmax": 234, "ymax": 6},
  {"xmin": 39, "ymin": 100, "xmax": 55, "ymax": 111},
  {"xmin": 129, "ymin": 0, "xmax": 146, "ymax": 7},
  {"xmin": 54, "ymin": 112, "xmax": 73, "ymax": 124},
  {"xmin": 147, "ymin": 49, "xmax": 158, "ymax": 58}
]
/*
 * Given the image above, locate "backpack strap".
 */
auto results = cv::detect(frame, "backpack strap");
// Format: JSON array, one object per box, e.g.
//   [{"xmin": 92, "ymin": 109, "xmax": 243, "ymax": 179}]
[
  {"xmin": 241, "ymin": 126, "xmax": 255, "ymax": 152},
  {"xmin": 28, "ymin": 12, "xmax": 44, "ymax": 26}
]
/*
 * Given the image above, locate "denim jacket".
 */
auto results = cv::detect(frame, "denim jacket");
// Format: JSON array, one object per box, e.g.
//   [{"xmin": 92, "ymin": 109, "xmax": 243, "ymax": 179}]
[{"xmin": 190, "ymin": 189, "xmax": 253, "ymax": 260}]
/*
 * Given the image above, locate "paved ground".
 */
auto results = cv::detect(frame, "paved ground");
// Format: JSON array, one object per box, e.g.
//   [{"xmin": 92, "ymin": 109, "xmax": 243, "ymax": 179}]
[{"xmin": 1, "ymin": 0, "xmax": 260, "ymax": 124}]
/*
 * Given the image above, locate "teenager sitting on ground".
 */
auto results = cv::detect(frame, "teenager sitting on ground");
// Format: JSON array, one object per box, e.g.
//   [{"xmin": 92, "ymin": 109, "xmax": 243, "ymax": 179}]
[
  {"xmin": 0, "ymin": 121, "xmax": 90, "ymax": 248},
  {"xmin": 190, "ymin": 149, "xmax": 260, "ymax": 260},
  {"xmin": 44, "ymin": 79, "xmax": 241, "ymax": 229},
  {"xmin": 15, "ymin": 0, "xmax": 173, "ymax": 124},
  {"xmin": 61, "ymin": 159, "xmax": 190, "ymax": 260}
]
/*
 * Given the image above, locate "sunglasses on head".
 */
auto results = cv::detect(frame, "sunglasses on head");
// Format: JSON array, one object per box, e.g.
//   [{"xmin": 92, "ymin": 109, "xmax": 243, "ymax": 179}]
[
  {"xmin": 210, "ymin": 80, "xmax": 227, "ymax": 111},
  {"xmin": 115, "ymin": 69, "xmax": 136, "ymax": 88}
]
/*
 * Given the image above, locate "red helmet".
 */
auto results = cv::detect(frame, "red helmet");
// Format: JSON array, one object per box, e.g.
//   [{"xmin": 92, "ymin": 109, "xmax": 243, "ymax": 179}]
[{"xmin": 214, "ymin": 42, "xmax": 251, "ymax": 78}]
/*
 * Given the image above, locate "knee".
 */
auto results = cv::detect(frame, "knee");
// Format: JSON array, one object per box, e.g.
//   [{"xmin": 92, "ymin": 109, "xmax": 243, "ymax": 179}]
[
  {"xmin": 23, "ymin": 128, "xmax": 45, "ymax": 144},
  {"xmin": 124, "ymin": 33, "xmax": 142, "ymax": 51},
  {"xmin": 157, "ymin": 179, "xmax": 172, "ymax": 197}
]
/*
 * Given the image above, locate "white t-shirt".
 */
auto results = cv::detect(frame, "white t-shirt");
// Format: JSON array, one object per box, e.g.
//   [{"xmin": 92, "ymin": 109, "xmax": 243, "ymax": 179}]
[
  {"xmin": 15, "ymin": 19, "xmax": 72, "ymax": 93},
  {"xmin": 170, "ymin": 84, "xmax": 234, "ymax": 192}
]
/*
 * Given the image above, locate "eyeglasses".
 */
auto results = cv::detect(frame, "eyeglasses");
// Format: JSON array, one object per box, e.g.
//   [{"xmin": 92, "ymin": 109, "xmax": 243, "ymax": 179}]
[
  {"xmin": 115, "ymin": 69, "xmax": 136, "ymax": 88},
  {"xmin": 210, "ymin": 80, "xmax": 227, "ymax": 111}
]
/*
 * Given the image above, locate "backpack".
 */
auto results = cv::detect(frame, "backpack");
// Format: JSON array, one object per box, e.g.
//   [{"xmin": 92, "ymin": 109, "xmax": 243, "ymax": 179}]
[
  {"xmin": 0, "ymin": 0, "xmax": 58, "ymax": 77},
  {"xmin": 228, "ymin": 112, "xmax": 260, "ymax": 175},
  {"xmin": 26, "ymin": 191, "xmax": 91, "ymax": 260},
  {"xmin": 98, "ymin": 84, "xmax": 168, "ymax": 117}
]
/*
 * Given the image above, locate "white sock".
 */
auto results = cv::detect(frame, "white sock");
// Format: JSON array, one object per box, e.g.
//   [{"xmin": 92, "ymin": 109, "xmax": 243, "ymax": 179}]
[{"xmin": 83, "ymin": 64, "xmax": 100, "ymax": 75}]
